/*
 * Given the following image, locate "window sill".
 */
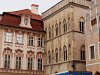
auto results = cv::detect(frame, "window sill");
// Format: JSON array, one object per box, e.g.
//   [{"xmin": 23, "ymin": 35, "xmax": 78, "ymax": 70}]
[
  {"xmin": 27, "ymin": 45, "xmax": 35, "ymax": 47},
  {"xmin": 4, "ymin": 42, "xmax": 13, "ymax": 44},
  {"xmin": 15, "ymin": 43, "xmax": 24, "ymax": 45}
]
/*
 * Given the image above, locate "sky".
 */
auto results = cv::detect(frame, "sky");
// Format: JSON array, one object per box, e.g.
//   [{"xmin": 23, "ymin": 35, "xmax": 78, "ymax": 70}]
[{"xmin": 0, "ymin": 0, "xmax": 61, "ymax": 15}]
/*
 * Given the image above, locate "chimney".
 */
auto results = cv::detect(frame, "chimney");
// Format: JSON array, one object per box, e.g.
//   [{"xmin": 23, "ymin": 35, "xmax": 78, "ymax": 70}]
[{"xmin": 31, "ymin": 4, "xmax": 39, "ymax": 15}]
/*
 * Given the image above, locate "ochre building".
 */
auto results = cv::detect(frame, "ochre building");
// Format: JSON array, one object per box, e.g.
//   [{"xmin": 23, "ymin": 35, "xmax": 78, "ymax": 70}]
[
  {"xmin": 0, "ymin": 4, "xmax": 45, "ymax": 75},
  {"xmin": 42, "ymin": 0, "xmax": 91, "ymax": 75},
  {"xmin": 85, "ymin": 0, "xmax": 100, "ymax": 74}
]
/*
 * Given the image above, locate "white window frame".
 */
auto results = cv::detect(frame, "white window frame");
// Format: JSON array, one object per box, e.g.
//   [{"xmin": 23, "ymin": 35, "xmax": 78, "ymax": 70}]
[
  {"xmin": 38, "ymin": 37, "xmax": 44, "ymax": 47},
  {"xmin": 16, "ymin": 34, "xmax": 23, "ymax": 44},
  {"xmin": 27, "ymin": 57, "xmax": 33, "ymax": 70},
  {"xmin": 5, "ymin": 32, "xmax": 12, "ymax": 42},
  {"xmin": 89, "ymin": 44, "xmax": 96, "ymax": 61},
  {"xmin": 98, "ymin": 42, "xmax": 100, "ymax": 59},
  {"xmin": 4, "ymin": 54, "xmax": 11, "ymax": 68},
  {"xmin": 28, "ymin": 36, "xmax": 34, "ymax": 46},
  {"xmin": 16, "ymin": 56, "xmax": 22, "ymax": 69}
]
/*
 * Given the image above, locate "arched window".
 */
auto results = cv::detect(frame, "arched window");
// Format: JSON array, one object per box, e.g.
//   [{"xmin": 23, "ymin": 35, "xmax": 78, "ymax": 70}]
[
  {"xmin": 80, "ymin": 45, "xmax": 85, "ymax": 60},
  {"xmin": 63, "ymin": 46, "xmax": 67, "ymax": 61},
  {"xmin": 48, "ymin": 51, "xmax": 51, "ymax": 63},
  {"xmin": 79, "ymin": 17, "xmax": 84, "ymax": 32},
  {"xmin": 52, "ymin": 26, "xmax": 54, "ymax": 38},
  {"xmin": 59, "ymin": 22, "xmax": 61, "ymax": 35},
  {"xmin": 55, "ymin": 23, "xmax": 58, "ymax": 36},
  {"xmin": 63, "ymin": 19, "xmax": 67, "ymax": 33},
  {"xmin": 52, "ymin": 50, "xmax": 54, "ymax": 62},
  {"xmin": 59, "ymin": 47, "xmax": 61, "ymax": 61},
  {"xmin": 49, "ymin": 27, "xmax": 51, "ymax": 39},
  {"xmin": 55, "ymin": 48, "xmax": 58, "ymax": 62}
]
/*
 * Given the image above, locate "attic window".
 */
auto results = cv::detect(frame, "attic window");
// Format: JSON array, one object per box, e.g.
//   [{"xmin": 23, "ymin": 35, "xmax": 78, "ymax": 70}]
[{"xmin": 24, "ymin": 17, "xmax": 28, "ymax": 25}]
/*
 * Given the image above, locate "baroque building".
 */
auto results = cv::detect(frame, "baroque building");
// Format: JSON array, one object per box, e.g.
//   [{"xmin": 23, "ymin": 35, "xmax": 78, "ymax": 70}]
[
  {"xmin": 0, "ymin": 4, "xmax": 45, "ymax": 75},
  {"xmin": 85, "ymin": 0, "xmax": 100, "ymax": 74},
  {"xmin": 42, "ymin": 0, "xmax": 91, "ymax": 74}
]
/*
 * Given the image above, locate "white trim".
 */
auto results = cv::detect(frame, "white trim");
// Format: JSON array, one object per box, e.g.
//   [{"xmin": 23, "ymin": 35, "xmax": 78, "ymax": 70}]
[
  {"xmin": 98, "ymin": 42, "xmax": 100, "ymax": 59},
  {"xmin": 86, "ymin": 62, "xmax": 100, "ymax": 66},
  {"xmin": 88, "ymin": 44, "xmax": 96, "ymax": 61}
]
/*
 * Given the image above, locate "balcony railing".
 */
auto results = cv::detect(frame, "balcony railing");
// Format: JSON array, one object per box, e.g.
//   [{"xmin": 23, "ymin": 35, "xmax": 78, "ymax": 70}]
[{"xmin": 0, "ymin": 68, "xmax": 44, "ymax": 75}]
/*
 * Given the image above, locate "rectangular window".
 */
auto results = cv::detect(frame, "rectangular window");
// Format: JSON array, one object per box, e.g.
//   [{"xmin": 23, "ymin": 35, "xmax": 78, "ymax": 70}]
[
  {"xmin": 16, "ymin": 57, "xmax": 21, "ymax": 69},
  {"xmin": 38, "ymin": 37, "xmax": 43, "ymax": 47},
  {"xmin": 16, "ymin": 34, "xmax": 23, "ymax": 44},
  {"xmin": 5, "ymin": 32, "xmax": 12, "ymax": 42},
  {"xmin": 38, "ymin": 59, "xmax": 42, "ymax": 71},
  {"xmin": 90, "ymin": 45, "xmax": 95, "ymax": 60},
  {"xmin": 80, "ymin": 22, "xmax": 84, "ymax": 32},
  {"xmin": 4, "ymin": 55, "xmax": 10, "ymax": 68},
  {"xmin": 28, "ymin": 36, "xmax": 34, "ymax": 46},
  {"xmin": 27, "ymin": 57, "xmax": 33, "ymax": 70},
  {"xmin": 81, "ymin": 50, "xmax": 85, "ymax": 60}
]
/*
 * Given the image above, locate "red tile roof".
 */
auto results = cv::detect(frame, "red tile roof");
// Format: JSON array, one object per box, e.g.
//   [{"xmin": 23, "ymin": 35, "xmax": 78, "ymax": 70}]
[
  {"xmin": 5, "ymin": 9, "xmax": 42, "ymax": 20},
  {"xmin": 0, "ymin": 9, "xmax": 44, "ymax": 32}
]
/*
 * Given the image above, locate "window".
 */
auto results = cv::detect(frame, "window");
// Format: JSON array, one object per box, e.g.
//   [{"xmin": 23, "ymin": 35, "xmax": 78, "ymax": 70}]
[
  {"xmin": 38, "ymin": 37, "xmax": 43, "ymax": 47},
  {"xmin": 90, "ymin": 45, "xmax": 95, "ymax": 60},
  {"xmin": 63, "ymin": 19, "xmax": 67, "ymax": 33},
  {"xmin": 5, "ymin": 32, "xmax": 12, "ymax": 42},
  {"xmin": 49, "ymin": 28, "xmax": 51, "ymax": 39},
  {"xmin": 16, "ymin": 34, "xmax": 23, "ymax": 44},
  {"xmin": 59, "ymin": 22, "xmax": 61, "ymax": 35},
  {"xmin": 52, "ymin": 26, "xmax": 54, "ymax": 38},
  {"xmin": 79, "ymin": 18, "xmax": 84, "ymax": 32},
  {"xmin": 63, "ymin": 46, "xmax": 67, "ymax": 61},
  {"xmin": 55, "ymin": 24, "xmax": 58, "ymax": 36},
  {"xmin": 28, "ymin": 36, "xmax": 34, "ymax": 46},
  {"xmin": 80, "ymin": 46, "xmax": 85, "ymax": 60},
  {"xmin": 48, "ymin": 51, "xmax": 51, "ymax": 63},
  {"xmin": 24, "ymin": 17, "xmax": 28, "ymax": 25},
  {"xmin": 59, "ymin": 48, "xmax": 61, "ymax": 61},
  {"xmin": 16, "ymin": 56, "xmax": 21, "ymax": 69},
  {"xmin": 4, "ymin": 55, "xmax": 10, "ymax": 68},
  {"xmin": 55, "ymin": 48, "xmax": 58, "ymax": 62},
  {"xmin": 27, "ymin": 57, "xmax": 33, "ymax": 70},
  {"xmin": 38, "ymin": 59, "xmax": 42, "ymax": 71}
]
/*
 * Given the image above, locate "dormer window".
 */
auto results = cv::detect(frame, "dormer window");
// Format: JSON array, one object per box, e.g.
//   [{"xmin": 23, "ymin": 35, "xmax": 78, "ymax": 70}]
[{"xmin": 24, "ymin": 17, "xmax": 28, "ymax": 25}]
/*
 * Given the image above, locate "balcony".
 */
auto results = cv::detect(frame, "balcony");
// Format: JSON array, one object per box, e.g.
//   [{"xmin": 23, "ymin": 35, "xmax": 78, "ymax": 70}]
[{"xmin": 0, "ymin": 68, "xmax": 44, "ymax": 75}]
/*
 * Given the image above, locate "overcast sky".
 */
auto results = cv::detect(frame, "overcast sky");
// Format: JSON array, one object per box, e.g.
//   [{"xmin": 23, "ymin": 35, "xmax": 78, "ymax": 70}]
[{"xmin": 0, "ymin": 0, "xmax": 61, "ymax": 14}]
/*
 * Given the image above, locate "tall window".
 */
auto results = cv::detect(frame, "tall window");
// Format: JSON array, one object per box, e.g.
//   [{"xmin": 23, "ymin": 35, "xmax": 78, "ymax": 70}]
[
  {"xmin": 79, "ymin": 18, "xmax": 84, "ymax": 32},
  {"xmin": 5, "ymin": 32, "xmax": 12, "ymax": 42},
  {"xmin": 52, "ymin": 26, "xmax": 54, "ymax": 38},
  {"xmin": 28, "ymin": 36, "xmax": 34, "ymax": 46},
  {"xmin": 38, "ymin": 59, "xmax": 42, "ymax": 71},
  {"xmin": 99, "ymin": 43, "xmax": 100, "ymax": 58},
  {"xmin": 59, "ymin": 48, "xmax": 61, "ymax": 61},
  {"xmin": 55, "ymin": 48, "xmax": 58, "ymax": 62},
  {"xmin": 63, "ymin": 19, "xmax": 67, "ymax": 33},
  {"xmin": 16, "ymin": 34, "xmax": 23, "ymax": 44},
  {"xmin": 55, "ymin": 24, "xmax": 58, "ymax": 36},
  {"xmin": 80, "ymin": 46, "xmax": 85, "ymax": 60},
  {"xmin": 48, "ymin": 51, "xmax": 51, "ymax": 63},
  {"xmin": 90, "ymin": 45, "xmax": 95, "ymax": 60},
  {"xmin": 16, "ymin": 56, "xmax": 21, "ymax": 69},
  {"xmin": 27, "ymin": 57, "xmax": 33, "ymax": 70},
  {"xmin": 49, "ymin": 28, "xmax": 51, "ymax": 39},
  {"xmin": 63, "ymin": 46, "xmax": 67, "ymax": 61},
  {"xmin": 4, "ymin": 55, "xmax": 10, "ymax": 68},
  {"xmin": 38, "ymin": 37, "xmax": 43, "ymax": 47},
  {"xmin": 59, "ymin": 22, "xmax": 61, "ymax": 35}
]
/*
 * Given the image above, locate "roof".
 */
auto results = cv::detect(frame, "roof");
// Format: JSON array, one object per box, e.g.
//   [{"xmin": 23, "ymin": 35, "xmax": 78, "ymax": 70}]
[
  {"xmin": 0, "ymin": 9, "xmax": 44, "ymax": 32},
  {"xmin": 5, "ymin": 9, "xmax": 42, "ymax": 20}
]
